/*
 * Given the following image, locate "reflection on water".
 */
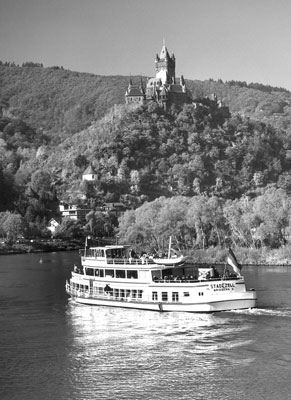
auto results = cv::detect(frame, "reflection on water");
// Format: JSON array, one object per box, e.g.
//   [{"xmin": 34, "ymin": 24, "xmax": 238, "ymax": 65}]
[
  {"xmin": 65, "ymin": 304, "xmax": 259, "ymax": 400},
  {"xmin": 1, "ymin": 253, "xmax": 291, "ymax": 400}
]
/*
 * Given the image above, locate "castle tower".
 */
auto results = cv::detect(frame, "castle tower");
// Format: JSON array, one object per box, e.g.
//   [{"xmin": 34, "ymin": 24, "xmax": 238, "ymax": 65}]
[
  {"xmin": 126, "ymin": 42, "xmax": 191, "ymax": 109},
  {"xmin": 125, "ymin": 77, "xmax": 146, "ymax": 104},
  {"xmin": 155, "ymin": 43, "xmax": 176, "ymax": 85}
]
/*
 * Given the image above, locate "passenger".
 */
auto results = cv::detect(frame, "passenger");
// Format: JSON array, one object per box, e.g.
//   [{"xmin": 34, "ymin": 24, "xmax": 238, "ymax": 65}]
[{"xmin": 129, "ymin": 249, "xmax": 138, "ymax": 259}]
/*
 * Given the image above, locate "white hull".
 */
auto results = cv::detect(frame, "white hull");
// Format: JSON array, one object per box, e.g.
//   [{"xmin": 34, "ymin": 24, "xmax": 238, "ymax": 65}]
[
  {"xmin": 66, "ymin": 283, "xmax": 256, "ymax": 313},
  {"xmin": 70, "ymin": 295, "xmax": 256, "ymax": 313}
]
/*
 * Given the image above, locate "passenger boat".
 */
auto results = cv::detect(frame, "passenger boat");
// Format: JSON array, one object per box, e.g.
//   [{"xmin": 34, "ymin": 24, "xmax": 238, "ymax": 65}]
[{"xmin": 65, "ymin": 245, "xmax": 257, "ymax": 312}]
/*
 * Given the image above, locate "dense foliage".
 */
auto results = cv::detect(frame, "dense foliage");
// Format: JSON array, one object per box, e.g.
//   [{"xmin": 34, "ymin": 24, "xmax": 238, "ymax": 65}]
[
  {"xmin": 117, "ymin": 188, "xmax": 291, "ymax": 253},
  {"xmin": 2, "ymin": 62, "xmax": 291, "ymax": 251}
]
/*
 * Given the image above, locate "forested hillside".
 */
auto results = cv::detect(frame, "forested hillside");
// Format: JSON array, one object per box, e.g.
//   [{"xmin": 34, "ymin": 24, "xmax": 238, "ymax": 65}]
[
  {"xmin": 2, "ymin": 62, "xmax": 291, "ymax": 255},
  {"xmin": 1, "ymin": 62, "xmax": 291, "ymax": 136}
]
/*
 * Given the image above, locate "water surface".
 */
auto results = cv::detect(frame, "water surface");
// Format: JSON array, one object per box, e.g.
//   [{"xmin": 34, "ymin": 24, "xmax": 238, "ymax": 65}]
[{"xmin": 1, "ymin": 253, "xmax": 291, "ymax": 400}]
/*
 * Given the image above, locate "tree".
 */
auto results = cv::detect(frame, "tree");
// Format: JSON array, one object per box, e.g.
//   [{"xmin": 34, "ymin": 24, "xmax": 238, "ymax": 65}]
[
  {"xmin": 74, "ymin": 154, "xmax": 89, "ymax": 169},
  {"xmin": 252, "ymin": 187, "xmax": 291, "ymax": 247},
  {"xmin": 223, "ymin": 197, "xmax": 256, "ymax": 248},
  {"xmin": 2, "ymin": 213, "xmax": 27, "ymax": 240}
]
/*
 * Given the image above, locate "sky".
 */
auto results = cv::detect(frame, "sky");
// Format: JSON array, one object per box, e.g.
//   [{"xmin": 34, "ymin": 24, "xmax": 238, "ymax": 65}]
[{"xmin": 1, "ymin": 0, "xmax": 291, "ymax": 90}]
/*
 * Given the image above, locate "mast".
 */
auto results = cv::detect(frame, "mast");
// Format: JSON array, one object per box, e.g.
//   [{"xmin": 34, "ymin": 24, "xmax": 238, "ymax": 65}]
[{"xmin": 168, "ymin": 236, "xmax": 172, "ymax": 259}]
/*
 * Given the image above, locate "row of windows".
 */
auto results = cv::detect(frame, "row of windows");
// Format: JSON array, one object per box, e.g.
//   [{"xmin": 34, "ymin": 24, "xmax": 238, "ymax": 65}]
[
  {"xmin": 70, "ymin": 283, "xmax": 194, "ymax": 303},
  {"xmin": 71, "ymin": 283, "xmax": 89, "ymax": 291},
  {"xmin": 85, "ymin": 268, "xmax": 138, "ymax": 279},
  {"xmin": 152, "ymin": 292, "xmax": 188, "ymax": 302},
  {"xmin": 94, "ymin": 287, "xmax": 143, "ymax": 299}
]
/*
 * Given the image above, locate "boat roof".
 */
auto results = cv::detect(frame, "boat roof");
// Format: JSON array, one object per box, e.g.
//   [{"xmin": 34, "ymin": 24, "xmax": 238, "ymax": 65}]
[{"xmin": 89, "ymin": 245, "xmax": 130, "ymax": 250}]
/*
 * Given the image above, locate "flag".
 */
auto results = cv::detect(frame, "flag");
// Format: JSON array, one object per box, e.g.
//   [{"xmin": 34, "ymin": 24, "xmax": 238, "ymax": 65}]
[{"xmin": 227, "ymin": 248, "xmax": 242, "ymax": 276}]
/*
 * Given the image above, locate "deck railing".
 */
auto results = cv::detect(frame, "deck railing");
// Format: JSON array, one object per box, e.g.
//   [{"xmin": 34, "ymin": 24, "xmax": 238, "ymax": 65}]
[{"xmin": 81, "ymin": 254, "xmax": 155, "ymax": 265}]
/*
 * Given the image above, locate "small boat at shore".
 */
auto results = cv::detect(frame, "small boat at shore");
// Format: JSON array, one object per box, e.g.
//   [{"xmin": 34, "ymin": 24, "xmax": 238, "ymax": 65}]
[{"xmin": 65, "ymin": 244, "xmax": 257, "ymax": 313}]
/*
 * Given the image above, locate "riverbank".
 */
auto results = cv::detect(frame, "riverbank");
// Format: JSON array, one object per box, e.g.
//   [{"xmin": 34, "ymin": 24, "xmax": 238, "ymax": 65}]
[
  {"xmin": 187, "ymin": 245, "xmax": 291, "ymax": 266},
  {"xmin": 0, "ymin": 238, "xmax": 83, "ymax": 255},
  {"xmin": 2, "ymin": 239, "xmax": 291, "ymax": 266}
]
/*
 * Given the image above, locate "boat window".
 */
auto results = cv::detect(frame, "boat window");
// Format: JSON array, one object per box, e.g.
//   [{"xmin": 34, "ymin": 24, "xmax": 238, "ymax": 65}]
[
  {"xmin": 106, "ymin": 249, "xmax": 112, "ymax": 258},
  {"xmin": 120, "ymin": 289, "xmax": 125, "ymax": 298},
  {"xmin": 114, "ymin": 288, "xmax": 119, "ymax": 298},
  {"xmin": 105, "ymin": 269, "xmax": 114, "ymax": 278},
  {"xmin": 127, "ymin": 270, "xmax": 138, "ymax": 279},
  {"xmin": 126, "ymin": 289, "xmax": 131, "ymax": 298},
  {"xmin": 85, "ymin": 267, "xmax": 94, "ymax": 276},
  {"xmin": 96, "ymin": 249, "xmax": 105, "ymax": 257},
  {"xmin": 132, "ymin": 290, "xmax": 137, "ymax": 298},
  {"xmin": 152, "ymin": 291, "xmax": 158, "ymax": 301},
  {"xmin": 172, "ymin": 292, "xmax": 179, "ymax": 302},
  {"xmin": 95, "ymin": 269, "xmax": 99, "ymax": 276},
  {"xmin": 162, "ymin": 292, "xmax": 168, "ymax": 301},
  {"xmin": 116, "ymin": 270, "xmax": 126, "ymax": 279},
  {"xmin": 99, "ymin": 269, "xmax": 104, "ymax": 277},
  {"xmin": 183, "ymin": 292, "xmax": 190, "ymax": 297},
  {"xmin": 138, "ymin": 290, "xmax": 143, "ymax": 299},
  {"xmin": 97, "ymin": 287, "xmax": 104, "ymax": 295},
  {"xmin": 152, "ymin": 271, "xmax": 161, "ymax": 280}
]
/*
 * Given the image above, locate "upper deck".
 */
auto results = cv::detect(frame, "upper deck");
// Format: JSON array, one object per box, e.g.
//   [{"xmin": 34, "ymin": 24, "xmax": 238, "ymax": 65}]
[{"xmin": 80, "ymin": 245, "xmax": 160, "ymax": 269}]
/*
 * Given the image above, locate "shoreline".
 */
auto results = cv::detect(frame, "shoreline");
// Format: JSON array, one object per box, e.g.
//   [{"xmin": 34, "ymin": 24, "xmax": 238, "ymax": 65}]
[
  {"xmin": 1, "ymin": 246, "xmax": 291, "ymax": 268},
  {"xmin": 0, "ymin": 239, "xmax": 83, "ymax": 256},
  {"xmin": 2, "ymin": 240, "xmax": 291, "ymax": 266}
]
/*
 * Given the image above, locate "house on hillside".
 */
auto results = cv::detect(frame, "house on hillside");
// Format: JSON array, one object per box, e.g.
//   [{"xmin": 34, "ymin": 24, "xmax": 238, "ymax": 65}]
[
  {"xmin": 103, "ymin": 202, "xmax": 127, "ymax": 218},
  {"xmin": 59, "ymin": 203, "xmax": 92, "ymax": 222},
  {"xmin": 47, "ymin": 218, "xmax": 60, "ymax": 235},
  {"xmin": 82, "ymin": 164, "xmax": 98, "ymax": 181}
]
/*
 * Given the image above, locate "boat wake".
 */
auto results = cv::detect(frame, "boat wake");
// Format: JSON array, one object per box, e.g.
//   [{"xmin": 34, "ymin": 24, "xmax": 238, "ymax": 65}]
[{"xmin": 230, "ymin": 307, "xmax": 291, "ymax": 318}]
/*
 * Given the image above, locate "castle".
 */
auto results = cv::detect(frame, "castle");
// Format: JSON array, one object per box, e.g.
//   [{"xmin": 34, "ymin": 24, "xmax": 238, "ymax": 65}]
[{"xmin": 125, "ymin": 42, "xmax": 191, "ymax": 109}]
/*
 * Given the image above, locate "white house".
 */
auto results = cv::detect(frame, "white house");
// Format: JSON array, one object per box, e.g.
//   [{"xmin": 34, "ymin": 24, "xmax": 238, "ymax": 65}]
[
  {"xmin": 82, "ymin": 165, "xmax": 98, "ymax": 181},
  {"xmin": 47, "ymin": 218, "xmax": 60, "ymax": 234}
]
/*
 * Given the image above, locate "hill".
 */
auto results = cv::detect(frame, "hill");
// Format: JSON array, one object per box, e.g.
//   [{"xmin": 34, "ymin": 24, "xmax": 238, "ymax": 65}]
[
  {"xmin": 2, "ymin": 62, "xmax": 291, "ymax": 244},
  {"xmin": 1, "ymin": 62, "xmax": 291, "ymax": 137}
]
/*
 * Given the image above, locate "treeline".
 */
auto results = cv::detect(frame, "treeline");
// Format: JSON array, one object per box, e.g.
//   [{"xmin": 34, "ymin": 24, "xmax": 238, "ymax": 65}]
[
  {"xmin": 226, "ymin": 79, "xmax": 290, "ymax": 94},
  {"xmin": 117, "ymin": 188, "xmax": 291, "ymax": 252},
  {"xmin": 0, "ymin": 63, "xmax": 129, "ymax": 135}
]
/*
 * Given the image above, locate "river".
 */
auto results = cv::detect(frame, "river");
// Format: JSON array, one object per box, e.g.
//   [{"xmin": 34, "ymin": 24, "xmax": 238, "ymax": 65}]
[{"xmin": 0, "ymin": 252, "xmax": 291, "ymax": 400}]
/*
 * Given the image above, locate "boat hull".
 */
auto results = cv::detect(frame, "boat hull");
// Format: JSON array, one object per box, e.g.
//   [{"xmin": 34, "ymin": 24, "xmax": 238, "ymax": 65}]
[{"xmin": 67, "ymin": 288, "xmax": 257, "ymax": 313}]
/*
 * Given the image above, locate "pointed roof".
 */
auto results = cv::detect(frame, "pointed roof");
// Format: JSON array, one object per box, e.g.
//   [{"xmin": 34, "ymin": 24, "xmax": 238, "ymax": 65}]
[
  {"xmin": 83, "ymin": 164, "xmax": 96, "ymax": 175},
  {"xmin": 159, "ymin": 44, "xmax": 170, "ymax": 60}
]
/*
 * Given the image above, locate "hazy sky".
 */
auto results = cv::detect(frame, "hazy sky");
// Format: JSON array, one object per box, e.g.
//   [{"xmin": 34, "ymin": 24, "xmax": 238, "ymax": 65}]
[{"xmin": 1, "ymin": 0, "xmax": 291, "ymax": 90}]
